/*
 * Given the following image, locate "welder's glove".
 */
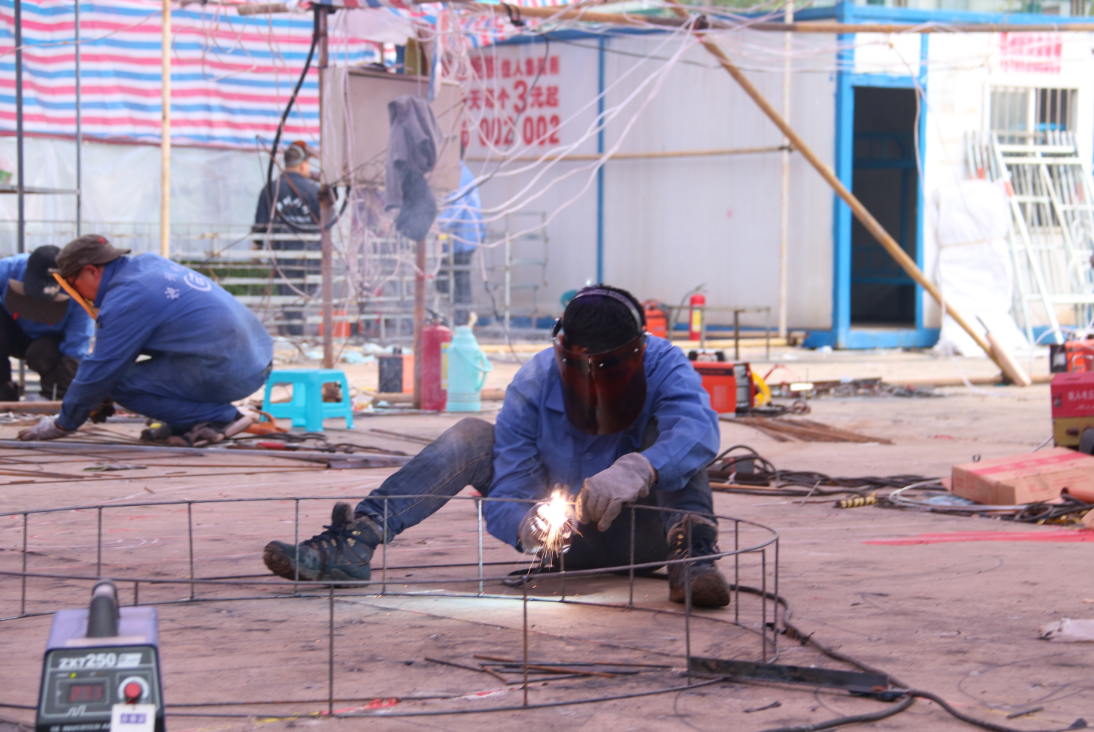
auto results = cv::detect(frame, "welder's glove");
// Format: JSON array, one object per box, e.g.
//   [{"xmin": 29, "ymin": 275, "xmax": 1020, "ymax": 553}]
[
  {"xmin": 577, "ymin": 452, "xmax": 657, "ymax": 532},
  {"xmin": 17, "ymin": 415, "xmax": 73, "ymax": 442}
]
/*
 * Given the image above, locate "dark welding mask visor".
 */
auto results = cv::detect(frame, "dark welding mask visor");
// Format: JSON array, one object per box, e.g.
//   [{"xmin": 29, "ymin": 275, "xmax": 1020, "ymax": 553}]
[{"xmin": 553, "ymin": 326, "xmax": 647, "ymax": 435}]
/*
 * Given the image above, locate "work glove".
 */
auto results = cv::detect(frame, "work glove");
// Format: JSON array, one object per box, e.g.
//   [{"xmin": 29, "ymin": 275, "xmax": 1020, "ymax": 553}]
[
  {"xmin": 577, "ymin": 452, "xmax": 657, "ymax": 532},
  {"xmin": 518, "ymin": 486, "xmax": 574, "ymax": 555},
  {"xmin": 17, "ymin": 416, "xmax": 73, "ymax": 442}
]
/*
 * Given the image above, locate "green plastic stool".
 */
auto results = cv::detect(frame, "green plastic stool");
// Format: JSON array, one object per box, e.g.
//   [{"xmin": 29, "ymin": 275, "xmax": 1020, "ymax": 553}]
[{"xmin": 262, "ymin": 369, "xmax": 353, "ymax": 432}]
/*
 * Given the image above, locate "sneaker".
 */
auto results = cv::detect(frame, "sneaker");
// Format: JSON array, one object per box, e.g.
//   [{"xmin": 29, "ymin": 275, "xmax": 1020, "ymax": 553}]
[
  {"xmin": 667, "ymin": 515, "xmax": 731, "ymax": 608},
  {"xmin": 263, "ymin": 503, "xmax": 382, "ymax": 582}
]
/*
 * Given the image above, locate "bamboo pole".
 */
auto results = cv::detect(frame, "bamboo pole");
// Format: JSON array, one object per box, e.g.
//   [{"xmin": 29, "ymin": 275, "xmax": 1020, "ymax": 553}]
[
  {"xmin": 317, "ymin": 8, "xmax": 334, "ymax": 370},
  {"xmin": 467, "ymin": 144, "xmax": 787, "ymax": 163},
  {"xmin": 662, "ymin": 0, "xmax": 1004, "ymax": 370},
  {"xmin": 455, "ymin": 3, "xmax": 1094, "ymax": 33},
  {"xmin": 160, "ymin": 0, "xmax": 171, "ymax": 258},
  {"xmin": 778, "ymin": 0, "xmax": 791, "ymax": 340}
]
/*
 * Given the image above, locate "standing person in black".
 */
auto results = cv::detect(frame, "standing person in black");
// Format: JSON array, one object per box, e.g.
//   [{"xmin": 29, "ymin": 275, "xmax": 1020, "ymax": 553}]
[{"xmin": 254, "ymin": 141, "xmax": 321, "ymax": 336}]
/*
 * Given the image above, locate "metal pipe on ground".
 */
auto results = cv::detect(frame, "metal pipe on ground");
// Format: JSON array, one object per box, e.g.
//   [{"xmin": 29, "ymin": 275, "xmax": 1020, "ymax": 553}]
[
  {"xmin": 662, "ymin": 0, "xmax": 1021, "ymax": 381},
  {"xmin": 0, "ymin": 440, "xmax": 412, "ymax": 467}
]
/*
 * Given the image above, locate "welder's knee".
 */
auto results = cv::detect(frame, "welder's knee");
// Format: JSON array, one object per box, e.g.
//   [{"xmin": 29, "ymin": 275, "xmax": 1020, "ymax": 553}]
[
  {"xmin": 24, "ymin": 338, "xmax": 62, "ymax": 376},
  {"xmin": 448, "ymin": 417, "xmax": 495, "ymax": 447}
]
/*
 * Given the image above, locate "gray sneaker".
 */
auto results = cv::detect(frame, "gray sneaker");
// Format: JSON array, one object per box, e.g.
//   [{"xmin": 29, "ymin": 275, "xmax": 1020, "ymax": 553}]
[{"xmin": 263, "ymin": 503, "xmax": 382, "ymax": 582}]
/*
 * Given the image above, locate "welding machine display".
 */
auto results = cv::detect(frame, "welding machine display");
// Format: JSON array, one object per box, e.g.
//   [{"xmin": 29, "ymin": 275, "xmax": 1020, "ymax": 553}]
[{"xmin": 37, "ymin": 581, "xmax": 164, "ymax": 732}]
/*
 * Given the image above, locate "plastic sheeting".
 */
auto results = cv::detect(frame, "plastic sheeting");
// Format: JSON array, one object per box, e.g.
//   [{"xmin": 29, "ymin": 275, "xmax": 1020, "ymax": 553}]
[
  {"xmin": 933, "ymin": 179, "xmax": 1031, "ymax": 357},
  {"xmin": 0, "ymin": 137, "xmax": 268, "ymax": 255}
]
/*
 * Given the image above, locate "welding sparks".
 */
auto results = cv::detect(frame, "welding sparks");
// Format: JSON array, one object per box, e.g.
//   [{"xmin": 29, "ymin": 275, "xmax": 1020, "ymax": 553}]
[{"xmin": 531, "ymin": 489, "xmax": 576, "ymax": 559}]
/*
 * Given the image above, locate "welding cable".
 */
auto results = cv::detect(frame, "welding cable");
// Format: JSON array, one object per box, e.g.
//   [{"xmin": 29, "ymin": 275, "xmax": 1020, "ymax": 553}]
[
  {"xmin": 758, "ymin": 697, "xmax": 915, "ymax": 732},
  {"xmin": 262, "ymin": 5, "xmax": 319, "ymax": 229}
]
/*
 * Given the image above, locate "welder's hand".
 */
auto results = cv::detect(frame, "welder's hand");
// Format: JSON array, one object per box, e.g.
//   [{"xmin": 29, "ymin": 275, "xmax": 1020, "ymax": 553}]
[
  {"xmin": 17, "ymin": 416, "xmax": 73, "ymax": 442},
  {"xmin": 577, "ymin": 453, "xmax": 656, "ymax": 532},
  {"xmin": 89, "ymin": 398, "xmax": 115, "ymax": 424}
]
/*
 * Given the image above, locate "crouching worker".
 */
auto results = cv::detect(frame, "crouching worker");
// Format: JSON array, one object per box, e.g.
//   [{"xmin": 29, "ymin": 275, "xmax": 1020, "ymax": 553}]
[
  {"xmin": 17, "ymin": 235, "xmax": 274, "ymax": 446},
  {"xmin": 263, "ymin": 285, "xmax": 731, "ymax": 608},
  {"xmin": 0, "ymin": 246, "xmax": 94, "ymax": 400}
]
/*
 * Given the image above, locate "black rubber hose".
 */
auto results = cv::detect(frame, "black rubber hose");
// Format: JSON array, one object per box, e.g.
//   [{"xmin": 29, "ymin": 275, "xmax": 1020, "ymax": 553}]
[
  {"xmin": 907, "ymin": 690, "xmax": 1087, "ymax": 732},
  {"xmin": 758, "ymin": 696, "xmax": 915, "ymax": 732},
  {"xmin": 261, "ymin": 5, "xmax": 320, "ymax": 232}
]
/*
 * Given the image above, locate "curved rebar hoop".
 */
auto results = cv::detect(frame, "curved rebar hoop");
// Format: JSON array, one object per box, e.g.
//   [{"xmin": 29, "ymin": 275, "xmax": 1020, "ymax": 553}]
[{"xmin": 0, "ymin": 494, "xmax": 780, "ymax": 720}]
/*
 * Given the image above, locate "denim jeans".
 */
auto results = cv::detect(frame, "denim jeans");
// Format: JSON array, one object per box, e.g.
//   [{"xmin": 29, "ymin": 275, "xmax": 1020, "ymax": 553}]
[{"xmin": 354, "ymin": 417, "xmax": 716, "ymax": 570}]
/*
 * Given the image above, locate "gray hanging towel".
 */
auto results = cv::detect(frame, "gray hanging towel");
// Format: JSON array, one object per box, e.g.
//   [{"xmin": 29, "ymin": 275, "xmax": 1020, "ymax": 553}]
[{"xmin": 385, "ymin": 95, "xmax": 441, "ymax": 241}]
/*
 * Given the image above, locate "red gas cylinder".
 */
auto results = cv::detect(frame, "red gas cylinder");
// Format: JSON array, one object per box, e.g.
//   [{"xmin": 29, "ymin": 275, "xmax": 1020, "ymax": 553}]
[
  {"xmin": 643, "ymin": 300, "xmax": 668, "ymax": 339},
  {"xmin": 688, "ymin": 293, "xmax": 706, "ymax": 341},
  {"xmin": 421, "ymin": 323, "xmax": 452, "ymax": 411}
]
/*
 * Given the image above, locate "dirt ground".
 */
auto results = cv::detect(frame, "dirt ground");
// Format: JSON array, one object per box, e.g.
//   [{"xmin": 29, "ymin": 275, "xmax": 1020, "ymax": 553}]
[{"xmin": 0, "ymin": 345, "xmax": 1091, "ymax": 732}]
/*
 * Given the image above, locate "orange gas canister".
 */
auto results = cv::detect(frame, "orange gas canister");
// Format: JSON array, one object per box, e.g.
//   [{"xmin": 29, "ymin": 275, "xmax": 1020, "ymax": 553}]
[
  {"xmin": 688, "ymin": 294, "xmax": 705, "ymax": 341},
  {"xmin": 643, "ymin": 300, "xmax": 668, "ymax": 339},
  {"xmin": 421, "ymin": 323, "xmax": 452, "ymax": 411},
  {"xmin": 691, "ymin": 361, "xmax": 738, "ymax": 415}
]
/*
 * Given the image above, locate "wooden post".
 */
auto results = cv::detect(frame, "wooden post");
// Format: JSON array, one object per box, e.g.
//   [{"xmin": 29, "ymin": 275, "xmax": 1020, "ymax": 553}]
[
  {"xmin": 317, "ymin": 8, "xmax": 333, "ymax": 369},
  {"xmin": 413, "ymin": 238, "xmax": 426, "ymax": 409},
  {"xmin": 664, "ymin": 1, "xmax": 1005, "ymax": 370},
  {"xmin": 160, "ymin": 0, "xmax": 171, "ymax": 258},
  {"xmin": 778, "ymin": 0, "xmax": 792, "ymax": 339}
]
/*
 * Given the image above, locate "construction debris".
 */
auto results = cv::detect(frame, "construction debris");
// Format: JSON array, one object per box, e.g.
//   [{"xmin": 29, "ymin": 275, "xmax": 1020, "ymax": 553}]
[{"xmin": 722, "ymin": 415, "xmax": 892, "ymax": 444}]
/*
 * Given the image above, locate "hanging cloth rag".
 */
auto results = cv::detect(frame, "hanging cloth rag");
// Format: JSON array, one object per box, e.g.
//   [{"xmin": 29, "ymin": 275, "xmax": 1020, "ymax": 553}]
[{"xmin": 385, "ymin": 95, "xmax": 441, "ymax": 241}]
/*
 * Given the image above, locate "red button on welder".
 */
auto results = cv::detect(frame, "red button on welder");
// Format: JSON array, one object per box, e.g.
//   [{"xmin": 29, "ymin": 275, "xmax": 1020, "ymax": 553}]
[{"xmin": 124, "ymin": 682, "xmax": 142, "ymax": 704}]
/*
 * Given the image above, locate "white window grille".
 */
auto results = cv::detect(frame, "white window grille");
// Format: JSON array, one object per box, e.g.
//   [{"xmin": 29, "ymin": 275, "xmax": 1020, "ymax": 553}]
[{"xmin": 989, "ymin": 86, "xmax": 1078, "ymax": 144}]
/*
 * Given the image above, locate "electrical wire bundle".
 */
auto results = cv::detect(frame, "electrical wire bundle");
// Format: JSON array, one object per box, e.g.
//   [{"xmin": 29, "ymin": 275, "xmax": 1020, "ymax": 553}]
[{"xmin": 708, "ymin": 445, "xmax": 1094, "ymax": 525}]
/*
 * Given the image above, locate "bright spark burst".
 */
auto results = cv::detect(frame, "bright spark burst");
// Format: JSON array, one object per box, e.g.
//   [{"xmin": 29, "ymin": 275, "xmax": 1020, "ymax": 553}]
[{"xmin": 533, "ymin": 489, "xmax": 575, "ymax": 559}]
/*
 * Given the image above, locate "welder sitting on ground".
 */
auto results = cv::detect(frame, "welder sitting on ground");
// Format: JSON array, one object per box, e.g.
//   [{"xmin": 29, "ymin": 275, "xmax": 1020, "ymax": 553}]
[
  {"xmin": 0, "ymin": 246, "xmax": 94, "ymax": 401},
  {"xmin": 16, "ymin": 234, "xmax": 274, "ymax": 446},
  {"xmin": 263, "ymin": 285, "xmax": 731, "ymax": 608}
]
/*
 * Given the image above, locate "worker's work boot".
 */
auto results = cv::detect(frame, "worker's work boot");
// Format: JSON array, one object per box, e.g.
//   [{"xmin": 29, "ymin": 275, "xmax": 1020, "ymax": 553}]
[
  {"xmin": 667, "ymin": 515, "xmax": 731, "ymax": 609},
  {"xmin": 263, "ymin": 502, "xmax": 382, "ymax": 582}
]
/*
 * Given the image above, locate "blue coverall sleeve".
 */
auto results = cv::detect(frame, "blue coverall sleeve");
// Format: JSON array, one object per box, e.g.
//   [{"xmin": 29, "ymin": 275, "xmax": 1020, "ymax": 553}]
[
  {"xmin": 57, "ymin": 287, "xmax": 158, "ymax": 430},
  {"xmin": 640, "ymin": 352, "xmax": 720, "ymax": 491},
  {"xmin": 58, "ymin": 307, "xmax": 95, "ymax": 359},
  {"xmin": 0, "ymin": 257, "xmax": 18, "ymax": 287},
  {"xmin": 484, "ymin": 359, "xmax": 550, "ymax": 548}
]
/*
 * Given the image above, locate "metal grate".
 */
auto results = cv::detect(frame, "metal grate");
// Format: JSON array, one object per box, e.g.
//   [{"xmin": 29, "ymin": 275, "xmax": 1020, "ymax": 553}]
[{"xmin": 990, "ymin": 86, "xmax": 1078, "ymax": 145}]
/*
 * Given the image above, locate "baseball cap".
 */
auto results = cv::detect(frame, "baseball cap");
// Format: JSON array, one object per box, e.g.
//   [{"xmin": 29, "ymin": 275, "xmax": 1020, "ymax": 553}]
[
  {"xmin": 54, "ymin": 234, "xmax": 130, "ymax": 279},
  {"xmin": 284, "ymin": 141, "xmax": 312, "ymax": 168},
  {"xmin": 10, "ymin": 246, "xmax": 67, "ymax": 302}
]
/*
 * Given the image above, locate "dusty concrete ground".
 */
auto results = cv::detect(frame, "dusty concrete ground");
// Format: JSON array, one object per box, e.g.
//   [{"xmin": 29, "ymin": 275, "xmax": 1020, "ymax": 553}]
[{"xmin": 0, "ymin": 346, "xmax": 1090, "ymax": 732}]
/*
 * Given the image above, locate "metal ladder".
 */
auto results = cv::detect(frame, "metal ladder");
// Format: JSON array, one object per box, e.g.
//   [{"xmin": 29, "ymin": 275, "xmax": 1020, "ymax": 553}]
[{"xmin": 969, "ymin": 130, "xmax": 1094, "ymax": 343}]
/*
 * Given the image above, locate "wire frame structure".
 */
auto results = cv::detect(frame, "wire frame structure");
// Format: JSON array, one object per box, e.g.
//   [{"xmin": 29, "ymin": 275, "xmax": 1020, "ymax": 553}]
[
  {"xmin": 967, "ymin": 126, "xmax": 1094, "ymax": 342},
  {"xmin": 0, "ymin": 494, "xmax": 779, "ymax": 720}
]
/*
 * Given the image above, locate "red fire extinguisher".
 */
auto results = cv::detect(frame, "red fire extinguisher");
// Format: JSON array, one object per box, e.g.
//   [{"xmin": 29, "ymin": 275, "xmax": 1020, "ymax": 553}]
[
  {"xmin": 421, "ymin": 323, "xmax": 452, "ymax": 411},
  {"xmin": 688, "ymin": 293, "xmax": 706, "ymax": 342}
]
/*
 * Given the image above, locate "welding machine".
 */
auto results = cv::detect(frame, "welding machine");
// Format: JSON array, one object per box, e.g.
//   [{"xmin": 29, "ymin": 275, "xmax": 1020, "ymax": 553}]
[
  {"xmin": 1050, "ymin": 340, "xmax": 1094, "ymax": 373},
  {"xmin": 687, "ymin": 351, "xmax": 756, "ymax": 415},
  {"xmin": 36, "ymin": 580, "xmax": 164, "ymax": 732},
  {"xmin": 1051, "ymin": 371, "xmax": 1094, "ymax": 452}
]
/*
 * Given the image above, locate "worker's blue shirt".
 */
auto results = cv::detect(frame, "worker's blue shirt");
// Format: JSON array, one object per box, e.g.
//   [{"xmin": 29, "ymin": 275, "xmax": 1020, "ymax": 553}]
[
  {"xmin": 0, "ymin": 254, "xmax": 94, "ymax": 358},
  {"xmin": 438, "ymin": 163, "xmax": 485, "ymax": 254},
  {"xmin": 486, "ymin": 335, "xmax": 719, "ymax": 547},
  {"xmin": 58, "ymin": 254, "xmax": 273, "ymax": 430}
]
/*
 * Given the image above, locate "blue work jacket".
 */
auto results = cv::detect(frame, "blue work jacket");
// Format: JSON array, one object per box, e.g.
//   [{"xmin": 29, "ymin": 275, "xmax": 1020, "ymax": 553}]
[
  {"xmin": 0, "ymin": 254, "xmax": 94, "ymax": 358},
  {"xmin": 58, "ymin": 254, "xmax": 273, "ymax": 430},
  {"xmin": 486, "ymin": 335, "xmax": 720, "ymax": 547}
]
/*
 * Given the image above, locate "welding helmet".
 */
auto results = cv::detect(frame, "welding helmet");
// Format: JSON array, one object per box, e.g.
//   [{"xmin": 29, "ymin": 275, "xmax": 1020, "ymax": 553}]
[
  {"xmin": 4, "ymin": 246, "xmax": 70, "ymax": 325},
  {"xmin": 552, "ymin": 288, "xmax": 648, "ymax": 435}
]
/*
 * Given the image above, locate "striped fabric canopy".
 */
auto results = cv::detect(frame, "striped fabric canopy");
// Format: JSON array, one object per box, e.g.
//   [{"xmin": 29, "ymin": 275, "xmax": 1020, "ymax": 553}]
[{"xmin": 0, "ymin": 0, "xmax": 567, "ymax": 150}]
